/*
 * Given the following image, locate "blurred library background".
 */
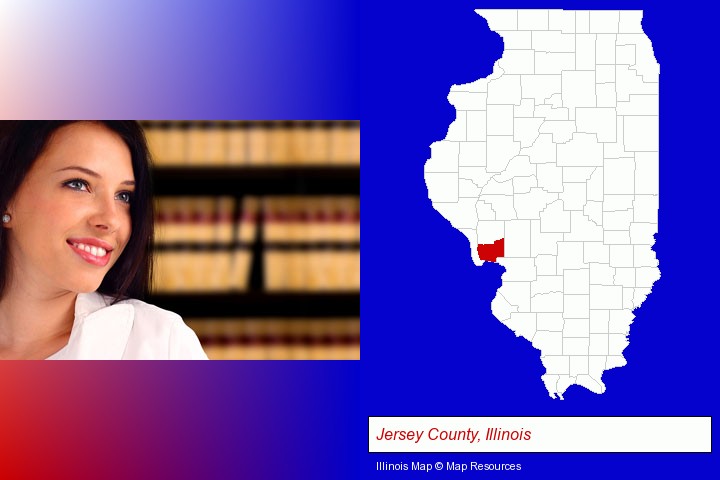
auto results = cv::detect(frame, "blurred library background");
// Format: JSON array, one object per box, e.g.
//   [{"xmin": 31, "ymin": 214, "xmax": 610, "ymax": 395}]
[{"xmin": 142, "ymin": 121, "xmax": 360, "ymax": 359}]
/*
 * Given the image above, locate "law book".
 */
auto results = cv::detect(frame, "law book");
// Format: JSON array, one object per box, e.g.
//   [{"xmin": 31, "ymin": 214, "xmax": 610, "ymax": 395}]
[
  {"xmin": 346, "ymin": 122, "xmax": 361, "ymax": 165},
  {"xmin": 153, "ymin": 250, "xmax": 184, "ymax": 292},
  {"xmin": 307, "ymin": 121, "xmax": 331, "ymax": 164},
  {"xmin": 237, "ymin": 196, "xmax": 259, "ymax": 244},
  {"xmin": 226, "ymin": 122, "xmax": 248, "ymax": 165},
  {"xmin": 144, "ymin": 122, "xmax": 168, "ymax": 165},
  {"xmin": 247, "ymin": 121, "xmax": 270, "ymax": 165},
  {"xmin": 154, "ymin": 197, "xmax": 171, "ymax": 244},
  {"xmin": 262, "ymin": 196, "xmax": 286, "ymax": 243},
  {"xmin": 193, "ymin": 319, "xmax": 227, "ymax": 360},
  {"xmin": 195, "ymin": 251, "xmax": 231, "ymax": 292},
  {"xmin": 268, "ymin": 122, "xmax": 291, "ymax": 165},
  {"xmin": 215, "ymin": 196, "xmax": 235, "ymax": 243},
  {"xmin": 187, "ymin": 121, "xmax": 227, "ymax": 165},
  {"xmin": 328, "ymin": 121, "xmax": 360, "ymax": 165},
  {"xmin": 191, "ymin": 197, "xmax": 216, "ymax": 243},
  {"xmin": 165, "ymin": 122, "xmax": 188, "ymax": 165},
  {"xmin": 289, "ymin": 121, "xmax": 308, "ymax": 164}
]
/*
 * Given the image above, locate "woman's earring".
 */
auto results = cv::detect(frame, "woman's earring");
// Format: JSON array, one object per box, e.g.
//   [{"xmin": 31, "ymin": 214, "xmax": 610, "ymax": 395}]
[{"xmin": 2, "ymin": 214, "xmax": 10, "ymax": 224}]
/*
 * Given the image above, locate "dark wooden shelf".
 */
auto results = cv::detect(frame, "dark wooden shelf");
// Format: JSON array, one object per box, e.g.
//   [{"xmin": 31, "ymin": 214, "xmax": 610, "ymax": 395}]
[
  {"xmin": 147, "ymin": 292, "xmax": 360, "ymax": 318},
  {"xmin": 152, "ymin": 166, "xmax": 360, "ymax": 196}
]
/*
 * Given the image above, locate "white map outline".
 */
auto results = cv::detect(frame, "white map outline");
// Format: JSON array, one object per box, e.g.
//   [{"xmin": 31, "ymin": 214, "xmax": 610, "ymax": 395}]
[{"xmin": 425, "ymin": 9, "xmax": 660, "ymax": 399}]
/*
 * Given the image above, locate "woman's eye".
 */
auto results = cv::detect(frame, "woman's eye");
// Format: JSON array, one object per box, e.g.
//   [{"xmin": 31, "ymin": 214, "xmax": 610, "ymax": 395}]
[
  {"xmin": 116, "ymin": 191, "xmax": 133, "ymax": 204},
  {"xmin": 64, "ymin": 179, "xmax": 89, "ymax": 191}
]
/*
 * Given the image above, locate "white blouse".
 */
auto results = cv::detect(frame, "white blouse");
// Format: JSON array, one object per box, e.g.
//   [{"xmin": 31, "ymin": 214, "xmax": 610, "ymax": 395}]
[{"xmin": 47, "ymin": 292, "xmax": 208, "ymax": 360}]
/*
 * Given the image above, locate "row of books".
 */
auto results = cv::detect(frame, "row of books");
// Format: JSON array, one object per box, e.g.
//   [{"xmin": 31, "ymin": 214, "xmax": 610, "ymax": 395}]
[
  {"xmin": 185, "ymin": 318, "xmax": 360, "ymax": 360},
  {"xmin": 153, "ymin": 250, "xmax": 359, "ymax": 292},
  {"xmin": 152, "ymin": 195, "xmax": 360, "ymax": 292},
  {"xmin": 142, "ymin": 121, "xmax": 360, "ymax": 166},
  {"xmin": 154, "ymin": 196, "xmax": 360, "ymax": 244}
]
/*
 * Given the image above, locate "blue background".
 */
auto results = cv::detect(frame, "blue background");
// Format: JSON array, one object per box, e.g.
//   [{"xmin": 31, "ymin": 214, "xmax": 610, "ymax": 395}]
[
  {"xmin": 363, "ymin": 0, "xmax": 717, "ymax": 477},
  {"xmin": 0, "ymin": 0, "xmax": 716, "ymax": 478}
]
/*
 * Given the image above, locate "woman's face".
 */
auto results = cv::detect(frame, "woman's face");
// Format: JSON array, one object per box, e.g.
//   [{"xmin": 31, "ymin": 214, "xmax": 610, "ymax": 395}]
[{"xmin": 4, "ymin": 122, "xmax": 134, "ymax": 295}]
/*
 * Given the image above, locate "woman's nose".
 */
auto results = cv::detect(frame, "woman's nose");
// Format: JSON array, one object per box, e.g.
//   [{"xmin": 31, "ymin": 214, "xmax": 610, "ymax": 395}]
[{"xmin": 89, "ymin": 194, "xmax": 122, "ymax": 232}]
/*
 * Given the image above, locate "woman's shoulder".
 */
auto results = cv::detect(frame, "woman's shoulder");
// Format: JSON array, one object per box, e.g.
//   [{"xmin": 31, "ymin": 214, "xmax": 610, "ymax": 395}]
[
  {"xmin": 88, "ymin": 293, "xmax": 183, "ymax": 330},
  {"xmin": 84, "ymin": 293, "xmax": 208, "ymax": 359},
  {"xmin": 115, "ymin": 296, "xmax": 183, "ymax": 323}
]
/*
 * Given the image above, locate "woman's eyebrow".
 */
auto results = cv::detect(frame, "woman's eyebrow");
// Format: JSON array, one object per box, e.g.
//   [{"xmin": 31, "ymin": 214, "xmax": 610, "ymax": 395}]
[{"xmin": 55, "ymin": 165, "xmax": 135, "ymax": 186}]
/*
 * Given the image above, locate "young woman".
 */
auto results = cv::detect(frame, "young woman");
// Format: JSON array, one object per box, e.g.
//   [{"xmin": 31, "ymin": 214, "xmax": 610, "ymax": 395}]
[{"xmin": 0, "ymin": 121, "xmax": 207, "ymax": 359}]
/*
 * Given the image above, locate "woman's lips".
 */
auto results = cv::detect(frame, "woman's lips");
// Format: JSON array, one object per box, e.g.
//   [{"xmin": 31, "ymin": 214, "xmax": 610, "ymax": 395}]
[{"xmin": 67, "ymin": 240, "xmax": 112, "ymax": 267}]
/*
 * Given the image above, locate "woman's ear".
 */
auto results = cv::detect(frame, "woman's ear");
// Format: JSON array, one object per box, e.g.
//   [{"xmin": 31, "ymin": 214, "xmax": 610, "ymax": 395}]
[{"xmin": 2, "ymin": 203, "xmax": 14, "ymax": 227}]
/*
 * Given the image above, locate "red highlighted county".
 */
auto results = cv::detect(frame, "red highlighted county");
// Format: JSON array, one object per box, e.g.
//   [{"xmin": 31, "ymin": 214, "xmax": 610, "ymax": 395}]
[{"xmin": 477, "ymin": 238, "xmax": 504, "ymax": 262}]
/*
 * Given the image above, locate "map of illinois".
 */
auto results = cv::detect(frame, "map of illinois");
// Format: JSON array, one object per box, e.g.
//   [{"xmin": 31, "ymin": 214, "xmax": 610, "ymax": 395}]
[{"xmin": 424, "ymin": 9, "xmax": 660, "ymax": 399}]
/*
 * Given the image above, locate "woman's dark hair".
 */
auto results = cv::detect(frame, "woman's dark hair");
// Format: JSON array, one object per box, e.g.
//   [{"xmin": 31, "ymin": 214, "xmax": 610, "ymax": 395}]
[{"xmin": 0, "ymin": 121, "xmax": 154, "ymax": 302}]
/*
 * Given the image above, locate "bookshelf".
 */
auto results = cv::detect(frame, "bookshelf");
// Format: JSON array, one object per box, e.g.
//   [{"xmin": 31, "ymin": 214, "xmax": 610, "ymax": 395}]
[{"xmin": 142, "ymin": 121, "xmax": 360, "ymax": 360}]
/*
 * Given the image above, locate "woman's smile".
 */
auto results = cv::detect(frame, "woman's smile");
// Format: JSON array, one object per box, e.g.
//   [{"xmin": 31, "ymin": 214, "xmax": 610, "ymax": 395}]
[{"xmin": 67, "ymin": 237, "xmax": 115, "ymax": 267}]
